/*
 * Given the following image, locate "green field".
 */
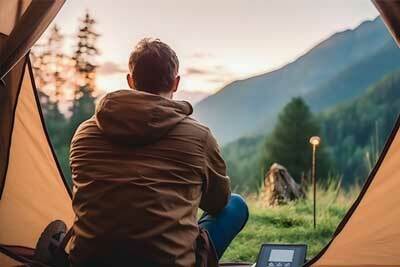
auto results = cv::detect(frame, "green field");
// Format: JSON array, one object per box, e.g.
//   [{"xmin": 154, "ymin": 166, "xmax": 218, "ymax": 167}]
[{"xmin": 222, "ymin": 184, "xmax": 360, "ymax": 263}]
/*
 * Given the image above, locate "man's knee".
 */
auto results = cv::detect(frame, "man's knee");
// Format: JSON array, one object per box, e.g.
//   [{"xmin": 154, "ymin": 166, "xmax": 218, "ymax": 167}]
[{"xmin": 229, "ymin": 194, "xmax": 249, "ymax": 228}]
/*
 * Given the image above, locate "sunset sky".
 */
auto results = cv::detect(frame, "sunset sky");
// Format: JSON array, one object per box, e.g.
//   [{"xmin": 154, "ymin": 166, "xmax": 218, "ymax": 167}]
[{"xmin": 43, "ymin": 0, "xmax": 379, "ymax": 103}]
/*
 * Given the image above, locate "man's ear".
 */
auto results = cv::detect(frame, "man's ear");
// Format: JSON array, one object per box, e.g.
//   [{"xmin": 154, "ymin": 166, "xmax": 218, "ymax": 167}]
[
  {"xmin": 172, "ymin": 75, "xmax": 180, "ymax": 93},
  {"xmin": 127, "ymin": 73, "xmax": 135, "ymax": 89}
]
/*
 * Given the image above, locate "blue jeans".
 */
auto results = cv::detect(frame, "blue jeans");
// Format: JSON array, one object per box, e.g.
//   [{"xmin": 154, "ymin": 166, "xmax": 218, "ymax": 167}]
[{"xmin": 198, "ymin": 194, "xmax": 249, "ymax": 259}]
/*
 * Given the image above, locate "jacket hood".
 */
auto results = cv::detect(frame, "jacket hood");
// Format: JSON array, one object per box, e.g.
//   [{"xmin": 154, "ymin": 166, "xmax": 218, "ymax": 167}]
[{"xmin": 95, "ymin": 89, "xmax": 193, "ymax": 144}]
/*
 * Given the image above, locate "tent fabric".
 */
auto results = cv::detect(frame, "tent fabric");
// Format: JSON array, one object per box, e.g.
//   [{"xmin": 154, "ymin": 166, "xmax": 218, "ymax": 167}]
[
  {"xmin": 373, "ymin": 0, "xmax": 400, "ymax": 47},
  {"xmin": 0, "ymin": 245, "xmax": 36, "ymax": 265},
  {"xmin": 0, "ymin": 56, "xmax": 73, "ymax": 249},
  {"xmin": 0, "ymin": 0, "xmax": 65, "ymax": 195},
  {"xmin": 0, "ymin": 0, "xmax": 64, "ymax": 79},
  {"xmin": 0, "ymin": 253, "xmax": 22, "ymax": 267},
  {"xmin": 0, "ymin": 53, "xmax": 26, "ymax": 194},
  {"xmin": 0, "ymin": 0, "xmax": 32, "ymax": 36}
]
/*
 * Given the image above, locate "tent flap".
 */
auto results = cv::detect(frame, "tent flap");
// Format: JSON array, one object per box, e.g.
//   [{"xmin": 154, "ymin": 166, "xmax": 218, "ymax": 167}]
[
  {"xmin": 373, "ymin": 0, "xmax": 400, "ymax": 47},
  {"xmin": 0, "ymin": 56, "xmax": 26, "ymax": 196},
  {"xmin": 0, "ymin": 54, "xmax": 73, "ymax": 251},
  {"xmin": 0, "ymin": 0, "xmax": 65, "ymax": 79}
]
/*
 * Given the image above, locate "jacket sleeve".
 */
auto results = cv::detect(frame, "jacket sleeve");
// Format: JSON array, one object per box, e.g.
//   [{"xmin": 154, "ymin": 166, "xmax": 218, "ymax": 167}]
[{"xmin": 200, "ymin": 130, "xmax": 231, "ymax": 215}]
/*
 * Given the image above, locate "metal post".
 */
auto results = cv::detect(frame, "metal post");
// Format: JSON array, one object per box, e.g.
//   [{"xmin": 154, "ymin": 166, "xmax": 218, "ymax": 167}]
[
  {"xmin": 312, "ymin": 145, "xmax": 317, "ymax": 229},
  {"xmin": 309, "ymin": 136, "xmax": 320, "ymax": 229}
]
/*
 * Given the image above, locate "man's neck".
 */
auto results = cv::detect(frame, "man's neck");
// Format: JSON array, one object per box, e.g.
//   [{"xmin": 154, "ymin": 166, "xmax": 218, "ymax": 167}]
[
  {"xmin": 132, "ymin": 88, "xmax": 174, "ymax": 99},
  {"xmin": 158, "ymin": 91, "xmax": 173, "ymax": 99}
]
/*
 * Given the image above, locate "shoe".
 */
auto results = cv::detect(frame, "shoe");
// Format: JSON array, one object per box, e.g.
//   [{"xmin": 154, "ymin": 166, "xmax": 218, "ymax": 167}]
[{"xmin": 33, "ymin": 220, "xmax": 67, "ymax": 266}]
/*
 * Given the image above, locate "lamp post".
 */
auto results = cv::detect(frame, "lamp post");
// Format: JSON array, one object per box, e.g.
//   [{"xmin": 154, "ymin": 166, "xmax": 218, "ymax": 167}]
[{"xmin": 309, "ymin": 136, "xmax": 321, "ymax": 229}]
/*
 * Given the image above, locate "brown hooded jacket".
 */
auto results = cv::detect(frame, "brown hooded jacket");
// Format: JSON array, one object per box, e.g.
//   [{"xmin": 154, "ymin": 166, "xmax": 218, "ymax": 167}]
[{"xmin": 69, "ymin": 89, "xmax": 230, "ymax": 267}]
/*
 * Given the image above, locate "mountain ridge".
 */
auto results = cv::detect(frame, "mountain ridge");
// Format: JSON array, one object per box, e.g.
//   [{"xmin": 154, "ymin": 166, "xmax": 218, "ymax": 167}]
[{"xmin": 194, "ymin": 17, "xmax": 394, "ymax": 144}]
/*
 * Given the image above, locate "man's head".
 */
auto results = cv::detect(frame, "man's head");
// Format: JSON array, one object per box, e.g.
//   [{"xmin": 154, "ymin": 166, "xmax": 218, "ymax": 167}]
[{"xmin": 127, "ymin": 38, "xmax": 180, "ymax": 98}]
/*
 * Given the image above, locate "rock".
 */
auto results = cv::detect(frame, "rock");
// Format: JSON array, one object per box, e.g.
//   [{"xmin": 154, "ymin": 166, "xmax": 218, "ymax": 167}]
[{"xmin": 263, "ymin": 163, "xmax": 305, "ymax": 206}]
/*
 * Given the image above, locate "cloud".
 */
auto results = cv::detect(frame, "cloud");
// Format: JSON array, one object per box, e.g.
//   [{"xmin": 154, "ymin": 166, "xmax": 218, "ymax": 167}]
[
  {"xmin": 184, "ymin": 65, "xmax": 233, "ymax": 77},
  {"xmin": 206, "ymin": 77, "xmax": 229, "ymax": 83},
  {"xmin": 191, "ymin": 52, "xmax": 213, "ymax": 59},
  {"xmin": 184, "ymin": 67, "xmax": 209, "ymax": 76},
  {"xmin": 182, "ymin": 65, "xmax": 235, "ymax": 87},
  {"xmin": 98, "ymin": 61, "xmax": 126, "ymax": 75}
]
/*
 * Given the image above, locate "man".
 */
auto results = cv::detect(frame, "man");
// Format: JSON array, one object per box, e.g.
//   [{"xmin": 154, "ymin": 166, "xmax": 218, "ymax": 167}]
[{"xmin": 68, "ymin": 38, "xmax": 248, "ymax": 267}]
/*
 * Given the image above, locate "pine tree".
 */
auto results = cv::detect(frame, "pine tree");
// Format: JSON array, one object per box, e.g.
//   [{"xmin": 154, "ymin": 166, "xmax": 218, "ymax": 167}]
[
  {"xmin": 31, "ymin": 44, "xmax": 47, "ymax": 91},
  {"xmin": 31, "ymin": 25, "xmax": 69, "ymax": 140},
  {"xmin": 73, "ymin": 11, "xmax": 99, "ymax": 98},
  {"xmin": 32, "ymin": 24, "xmax": 71, "ymax": 102},
  {"xmin": 47, "ymin": 24, "xmax": 68, "ymax": 102},
  {"xmin": 262, "ymin": 97, "xmax": 330, "ymax": 184},
  {"xmin": 68, "ymin": 11, "xmax": 99, "ymax": 140}
]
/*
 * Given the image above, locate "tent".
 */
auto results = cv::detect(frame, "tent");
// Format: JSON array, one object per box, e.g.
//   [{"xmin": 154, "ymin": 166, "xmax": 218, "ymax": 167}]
[{"xmin": 0, "ymin": 0, "xmax": 399, "ymax": 266}]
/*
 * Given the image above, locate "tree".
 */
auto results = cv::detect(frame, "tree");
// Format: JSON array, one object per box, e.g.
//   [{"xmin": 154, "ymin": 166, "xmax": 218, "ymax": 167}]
[
  {"xmin": 31, "ymin": 24, "xmax": 69, "ymax": 147},
  {"xmin": 261, "ymin": 97, "xmax": 330, "ymax": 184},
  {"xmin": 73, "ymin": 11, "xmax": 99, "ymax": 97},
  {"xmin": 68, "ymin": 11, "xmax": 100, "ymax": 140},
  {"xmin": 32, "ymin": 24, "xmax": 72, "ymax": 102}
]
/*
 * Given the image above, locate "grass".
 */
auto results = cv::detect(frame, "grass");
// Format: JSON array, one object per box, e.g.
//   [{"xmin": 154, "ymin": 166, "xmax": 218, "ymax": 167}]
[{"xmin": 222, "ymin": 183, "xmax": 360, "ymax": 263}]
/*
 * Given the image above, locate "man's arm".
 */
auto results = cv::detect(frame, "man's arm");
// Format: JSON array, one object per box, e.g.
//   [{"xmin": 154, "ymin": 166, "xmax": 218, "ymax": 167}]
[{"xmin": 200, "ymin": 130, "xmax": 231, "ymax": 215}]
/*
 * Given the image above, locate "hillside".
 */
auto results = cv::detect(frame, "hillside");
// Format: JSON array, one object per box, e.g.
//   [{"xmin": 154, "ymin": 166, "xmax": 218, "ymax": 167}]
[
  {"xmin": 320, "ymin": 70, "xmax": 400, "ymax": 184},
  {"xmin": 194, "ymin": 17, "xmax": 395, "ymax": 144},
  {"xmin": 223, "ymin": 70, "xmax": 400, "ymax": 191}
]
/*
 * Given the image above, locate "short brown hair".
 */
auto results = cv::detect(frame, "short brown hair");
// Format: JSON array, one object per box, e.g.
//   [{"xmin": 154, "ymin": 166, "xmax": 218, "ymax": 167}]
[{"xmin": 128, "ymin": 38, "xmax": 179, "ymax": 94}]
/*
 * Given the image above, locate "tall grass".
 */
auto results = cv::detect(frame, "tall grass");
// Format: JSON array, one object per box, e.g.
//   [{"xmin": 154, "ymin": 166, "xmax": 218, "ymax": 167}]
[{"xmin": 222, "ymin": 183, "xmax": 360, "ymax": 263}]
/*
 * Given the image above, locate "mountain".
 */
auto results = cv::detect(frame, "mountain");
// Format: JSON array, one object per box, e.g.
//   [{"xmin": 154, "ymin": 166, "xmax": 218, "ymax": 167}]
[
  {"xmin": 305, "ymin": 41, "xmax": 400, "ymax": 112},
  {"xmin": 223, "ymin": 70, "xmax": 400, "ymax": 191},
  {"xmin": 194, "ymin": 17, "xmax": 396, "ymax": 144},
  {"xmin": 258, "ymin": 39, "xmax": 400, "ymax": 134}
]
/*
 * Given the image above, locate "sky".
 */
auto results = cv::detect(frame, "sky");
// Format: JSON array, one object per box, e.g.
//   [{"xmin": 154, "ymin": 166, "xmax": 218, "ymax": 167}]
[{"xmin": 42, "ymin": 0, "xmax": 379, "ymax": 103}]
